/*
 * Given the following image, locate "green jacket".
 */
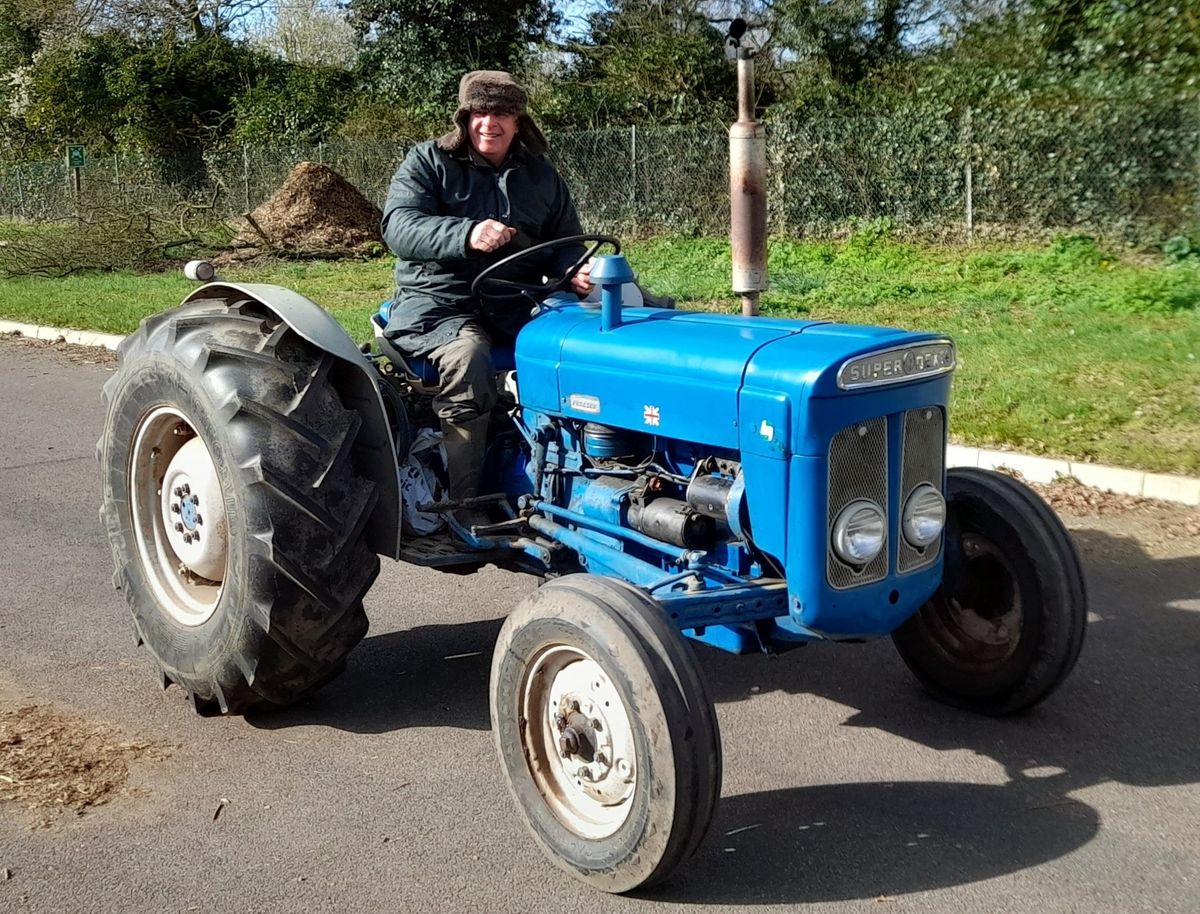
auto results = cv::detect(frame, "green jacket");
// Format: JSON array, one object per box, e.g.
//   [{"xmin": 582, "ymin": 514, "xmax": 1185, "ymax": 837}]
[{"xmin": 381, "ymin": 139, "xmax": 584, "ymax": 356}]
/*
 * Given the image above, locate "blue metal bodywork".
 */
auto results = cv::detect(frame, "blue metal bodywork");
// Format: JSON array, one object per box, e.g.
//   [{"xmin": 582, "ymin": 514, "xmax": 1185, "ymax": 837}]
[
  {"xmin": 502, "ymin": 257, "xmax": 954, "ymax": 653},
  {"xmin": 352, "ymin": 254, "xmax": 955, "ymax": 654}
]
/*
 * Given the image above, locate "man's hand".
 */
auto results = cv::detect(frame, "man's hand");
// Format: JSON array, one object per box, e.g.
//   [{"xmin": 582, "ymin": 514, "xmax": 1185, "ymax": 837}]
[
  {"xmin": 468, "ymin": 219, "xmax": 516, "ymax": 254},
  {"xmin": 569, "ymin": 258, "xmax": 594, "ymax": 295}
]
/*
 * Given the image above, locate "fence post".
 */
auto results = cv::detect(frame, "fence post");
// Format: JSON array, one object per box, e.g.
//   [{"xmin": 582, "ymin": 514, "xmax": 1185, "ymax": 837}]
[
  {"xmin": 963, "ymin": 107, "xmax": 974, "ymax": 243},
  {"xmin": 242, "ymin": 144, "xmax": 251, "ymax": 213},
  {"xmin": 69, "ymin": 158, "xmax": 82, "ymax": 221},
  {"xmin": 14, "ymin": 164, "xmax": 24, "ymax": 219},
  {"xmin": 1195, "ymin": 92, "xmax": 1200, "ymax": 229},
  {"xmin": 630, "ymin": 124, "xmax": 637, "ymax": 203}
]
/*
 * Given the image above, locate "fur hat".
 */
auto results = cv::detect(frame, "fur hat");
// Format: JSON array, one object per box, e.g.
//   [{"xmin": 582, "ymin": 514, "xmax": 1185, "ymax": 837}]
[{"xmin": 437, "ymin": 70, "xmax": 548, "ymax": 157}]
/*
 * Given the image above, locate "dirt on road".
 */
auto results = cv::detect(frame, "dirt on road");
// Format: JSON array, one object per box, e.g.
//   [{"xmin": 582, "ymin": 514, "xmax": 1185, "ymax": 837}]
[
  {"xmin": 1, "ymin": 331, "xmax": 117, "ymax": 368},
  {"xmin": 1026, "ymin": 476, "xmax": 1200, "ymax": 546},
  {"xmin": 0, "ymin": 690, "xmax": 169, "ymax": 827}
]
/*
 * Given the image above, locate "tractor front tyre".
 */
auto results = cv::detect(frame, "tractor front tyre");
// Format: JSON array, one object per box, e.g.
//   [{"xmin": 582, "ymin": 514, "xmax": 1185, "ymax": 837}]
[
  {"xmin": 490, "ymin": 576, "xmax": 722, "ymax": 894},
  {"xmin": 98, "ymin": 299, "xmax": 378, "ymax": 714},
  {"xmin": 892, "ymin": 467, "xmax": 1088, "ymax": 715}
]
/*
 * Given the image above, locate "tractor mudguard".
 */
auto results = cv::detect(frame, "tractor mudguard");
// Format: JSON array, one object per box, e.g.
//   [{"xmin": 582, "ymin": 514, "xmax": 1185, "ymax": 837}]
[{"xmin": 181, "ymin": 282, "xmax": 403, "ymax": 559}]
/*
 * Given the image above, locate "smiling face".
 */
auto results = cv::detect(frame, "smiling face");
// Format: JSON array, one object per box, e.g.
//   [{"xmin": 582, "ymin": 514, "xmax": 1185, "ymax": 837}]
[{"xmin": 468, "ymin": 110, "xmax": 519, "ymax": 166}]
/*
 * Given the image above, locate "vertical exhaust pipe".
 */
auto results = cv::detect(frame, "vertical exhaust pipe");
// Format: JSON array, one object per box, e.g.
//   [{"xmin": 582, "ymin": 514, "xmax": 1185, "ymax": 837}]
[{"xmin": 728, "ymin": 21, "xmax": 768, "ymax": 317}]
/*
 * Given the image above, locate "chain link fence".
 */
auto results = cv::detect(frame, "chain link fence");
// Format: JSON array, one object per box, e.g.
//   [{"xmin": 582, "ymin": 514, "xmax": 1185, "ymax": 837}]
[{"xmin": 2, "ymin": 108, "xmax": 1197, "ymax": 244}]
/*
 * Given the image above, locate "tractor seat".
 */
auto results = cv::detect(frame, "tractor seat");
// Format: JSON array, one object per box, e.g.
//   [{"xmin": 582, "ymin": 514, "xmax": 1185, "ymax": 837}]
[{"xmin": 370, "ymin": 311, "xmax": 514, "ymax": 387}]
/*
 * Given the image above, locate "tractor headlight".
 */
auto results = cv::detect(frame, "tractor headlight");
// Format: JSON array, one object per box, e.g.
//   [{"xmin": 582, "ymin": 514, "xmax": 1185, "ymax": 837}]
[
  {"xmin": 832, "ymin": 500, "xmax": 886, "ymax": 566},
  {"xmin": 902, "ymin": 483, "xmax": 946, "ymax": 548}
]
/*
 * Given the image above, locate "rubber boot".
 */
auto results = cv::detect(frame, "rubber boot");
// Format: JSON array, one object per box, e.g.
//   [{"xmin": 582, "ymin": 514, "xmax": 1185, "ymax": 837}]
[{"xmin": 440, "ymin": 414, "xmax": 493, "ymax": 534}]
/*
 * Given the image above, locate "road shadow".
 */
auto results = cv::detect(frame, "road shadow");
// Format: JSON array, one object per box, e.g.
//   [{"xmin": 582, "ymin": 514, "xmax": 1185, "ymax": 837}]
[
  {"xmin": 656, "ymin": 527, "xmax": 1198, "ymax": 903},
  {"xmin": 249, "ymin": 527, "xmax": 1196, "ymax": 903},
  {"xmin": 649, "ymin": 780, "xmax": 1098, "ymax": 904},
  {"xmin": 248, "ymin": 617, "xmax": 503, "ymax": 734},
  {"xmin": 699, "ymin": 528, "xmax": 1200, "ymax": 794}
]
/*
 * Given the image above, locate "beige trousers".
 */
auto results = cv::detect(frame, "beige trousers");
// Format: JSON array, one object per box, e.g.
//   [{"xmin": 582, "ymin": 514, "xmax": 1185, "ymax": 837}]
[{"xmin": 427, "ymin": 322, "xmax": 497, "ymax": 422}]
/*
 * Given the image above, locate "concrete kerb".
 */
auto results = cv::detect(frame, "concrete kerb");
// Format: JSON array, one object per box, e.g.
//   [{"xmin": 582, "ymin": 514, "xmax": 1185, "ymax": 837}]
[
  {"xmin": 4, "ymin": 319, "xmax": 1198, "ymax": 507},
  {"xmin": 1, "ymin": 319, "xmax": 124, "ymax": 351},
  {"xmin": 946, "ymin": 445, "xmax": 1200, "ymax": 508}
]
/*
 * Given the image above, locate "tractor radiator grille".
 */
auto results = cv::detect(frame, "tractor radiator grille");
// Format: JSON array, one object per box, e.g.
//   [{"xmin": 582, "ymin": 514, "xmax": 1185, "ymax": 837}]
[
  {"xmin": 898, "ymin": 407, "xmax": 946, "ymax": 573},
  {"xmin": 827, "ymin": 417, "xmax": 888, "ymax": 589}
]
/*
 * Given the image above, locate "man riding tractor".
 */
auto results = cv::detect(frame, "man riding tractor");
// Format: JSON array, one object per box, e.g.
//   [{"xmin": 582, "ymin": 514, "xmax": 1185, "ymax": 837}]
[
  {"xmin": 380, "ymin": 70, "xmax": 592, "ymax": 532},
  {"xmin": 97, "ymin": 66, "xmax": 1088, "ymax": 898}
]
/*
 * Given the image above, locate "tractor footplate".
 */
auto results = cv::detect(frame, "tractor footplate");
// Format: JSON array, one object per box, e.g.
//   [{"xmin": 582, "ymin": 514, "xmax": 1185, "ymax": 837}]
[{"xmin": 399, "ymin": 531, "xmax": 511, "ymax": 568}]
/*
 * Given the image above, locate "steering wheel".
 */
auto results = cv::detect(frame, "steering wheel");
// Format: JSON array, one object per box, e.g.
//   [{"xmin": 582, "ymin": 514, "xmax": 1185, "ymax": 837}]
[{"xmin": 471, "ymin": 233, "xmax": 621, "ymax": 303}]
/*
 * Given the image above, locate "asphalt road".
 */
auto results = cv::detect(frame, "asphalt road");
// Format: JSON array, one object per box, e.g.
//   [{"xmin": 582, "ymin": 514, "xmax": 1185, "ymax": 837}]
[{"xmin": 1, "ymin": 339, "xmax": 1198, "ymax": 914}]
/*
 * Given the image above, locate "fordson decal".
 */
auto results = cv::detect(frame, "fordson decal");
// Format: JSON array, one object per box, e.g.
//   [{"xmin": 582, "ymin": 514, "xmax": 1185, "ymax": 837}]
[{"xmin": 568, "ymin": 393, "xmax": 602, "ymax": 414}]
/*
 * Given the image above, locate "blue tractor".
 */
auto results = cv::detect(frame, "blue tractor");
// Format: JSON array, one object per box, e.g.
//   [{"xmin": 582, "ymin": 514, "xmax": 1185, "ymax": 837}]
[{"xmin": 98, "ymin": 237, "xmax": 1086, "ymax": 893}]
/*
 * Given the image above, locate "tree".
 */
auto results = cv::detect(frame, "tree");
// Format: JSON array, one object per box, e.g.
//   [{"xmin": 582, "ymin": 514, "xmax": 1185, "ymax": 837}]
[
  {"xmin": 232, "ymin": 62, "xmax": 354, "ymax": 141},
  {"xmin": 249, "ymin": 0, "xmax": 356, "ymax": 68},
  {"xmin": 0, "ymin": 0, "xmax": 94, "ymax": 66},
  {"xmin": 107, "ymin": 35, "xmax": 270, "ymax": 158},
  {"xmin": 344, "ymin": 0, "xmax": 558, "ymax": 113},
  {"xmin": 0, "ymin": 3, "xmax": 124, "ymax": 155},
  {"xmin": 536, "ymin": 0, "xmax": 738, "ymax": 128},
  {"xmin": 12, "ymin": 29, "xmax": 272, "ymax": 174},
  {"xmin": 1025, "ymin": 0, "xmax": 1198, "ymax": 79},
  {"xmin": 765, "ymin": 0, "xmax": 941, "ymax": 88},
  {"xmin": 97, "ymin": 0, "xmax": 275, "ymax": 40},
  {"xmin": 11, "ymin": 31, "xmax": 129, "ymax": 153}
]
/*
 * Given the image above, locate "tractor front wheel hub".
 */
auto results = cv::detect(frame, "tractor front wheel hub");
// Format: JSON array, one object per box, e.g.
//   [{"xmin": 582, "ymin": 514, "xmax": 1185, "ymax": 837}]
[{"xmin": 524, "ymin": 646, "xmax": 636, "ymax": 837}]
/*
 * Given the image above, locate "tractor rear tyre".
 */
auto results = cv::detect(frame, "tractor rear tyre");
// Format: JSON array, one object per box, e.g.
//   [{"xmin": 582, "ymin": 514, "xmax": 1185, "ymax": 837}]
[
  {"xmin": 892, "ymin": 467, "xmax": 1087, "ymax": 715},
  {"xmin": 490, "ymin": 575, "xmax": 722, "ymax": 893},
  {"xmin": 98, "ymin": 298, "xmax": 378, "ymax": 714}
]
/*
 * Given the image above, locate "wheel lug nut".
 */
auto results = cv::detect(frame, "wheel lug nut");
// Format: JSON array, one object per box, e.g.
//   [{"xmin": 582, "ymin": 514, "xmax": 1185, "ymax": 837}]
[
  {"xmin": 181, "ymin": 484, "xmax": 191, "ymax": 496},
  {"xmin": 171, "ymin": 503, "xmax": 181, "ymax": 513},
  {"xmin": 596, "ymin": 751, "xmax": 608, "ymax": 766},
  {"xmin": 191, "ymin": 494, "xmax": 199, "ymax": 505},
  {"xmin": 195, "ymin": 514, "xmax": 203, "ymax": 525},
  {"xmin": 183, "ymin": 533, "xmax": 193, "ymax": 544},
  {"xmin": 173, "ymin": 487, "xmax": 183, "ymax": 497},
  {"xmin": 174, "ymin": 522, "xmax": 184, "ymax": 533},
  {"xmin": 591, "ymin": 718, "xmax": 602, "ymax": 731},
  {"xmin": 559, "ymin": 731, "xmax": 579, "ymax": 757},
  {"xmin": 578, "ymin": 767, "xmax": 591, "ymax": 781}
]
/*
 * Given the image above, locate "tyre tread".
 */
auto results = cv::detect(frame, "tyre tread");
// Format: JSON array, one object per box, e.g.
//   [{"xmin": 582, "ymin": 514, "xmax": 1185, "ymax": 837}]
[
  {"xmin": 98, "ymin": 302, "xmax": 378, "ymax": 714},
  {"xmin": 491, "ymin": 575, "xmax": 722, "ymax": 893},
  {"xmin": 893, "ymin": 467, "xmax": 1087, "ymax": 715}
]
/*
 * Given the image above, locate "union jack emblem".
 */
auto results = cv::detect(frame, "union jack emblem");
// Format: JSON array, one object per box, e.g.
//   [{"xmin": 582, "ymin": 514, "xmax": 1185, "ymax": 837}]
[{"xmin": 643, "ymin": 405, "xmax": 661, "ymax": 427}]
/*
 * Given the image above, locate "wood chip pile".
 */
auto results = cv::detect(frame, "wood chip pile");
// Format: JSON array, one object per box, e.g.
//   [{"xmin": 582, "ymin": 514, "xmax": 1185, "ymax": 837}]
[{"xmin": 228, "ymin": 162, "xmax": 384, "ymax": 261}]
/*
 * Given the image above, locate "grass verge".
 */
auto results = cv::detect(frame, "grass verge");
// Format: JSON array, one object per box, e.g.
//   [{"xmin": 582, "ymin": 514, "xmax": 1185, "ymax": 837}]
[{"xmin": 1, "ymin": 230, "xmax": 1197, "ymax": 473}]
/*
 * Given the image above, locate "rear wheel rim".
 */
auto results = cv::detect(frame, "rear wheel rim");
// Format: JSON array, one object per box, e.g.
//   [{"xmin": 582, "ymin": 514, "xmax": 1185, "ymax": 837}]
[
  {"xmin": 129, "ymin": 406, "xmax": 227, "ymax": 626},
  {"xmin": 520, "ymin": 644, "xmax": 637, "ymax": 839}
]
